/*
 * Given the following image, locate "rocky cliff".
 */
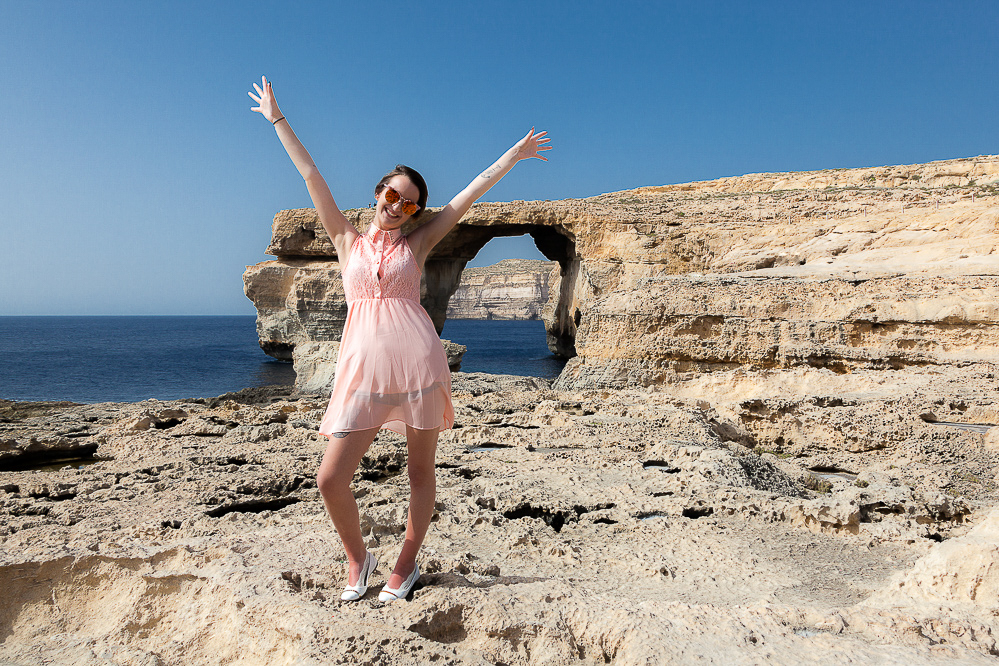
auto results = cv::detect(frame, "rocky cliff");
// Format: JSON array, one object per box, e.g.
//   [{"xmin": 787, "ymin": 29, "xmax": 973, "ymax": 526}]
[
  {"xmin": 244, "ymin": 155, "xmax": 999, "ymax": 392},
  {"xmin": 445, "ymin": 258, "xmax": 557, "ymax": 320},
  {"xmin": 2, "ymin": 157, "xmax": 999, "ymax": 664}
]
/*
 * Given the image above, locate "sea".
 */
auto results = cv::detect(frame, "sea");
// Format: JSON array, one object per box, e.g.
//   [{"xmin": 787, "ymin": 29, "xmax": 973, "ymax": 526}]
[{"xmin": 0, "ymin": 316, "xmax": 565, "ymax": 404}]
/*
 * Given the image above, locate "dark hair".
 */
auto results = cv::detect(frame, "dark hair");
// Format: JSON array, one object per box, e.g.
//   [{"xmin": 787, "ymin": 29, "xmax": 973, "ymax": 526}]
[{"xmin": 374, "ymin": 165, "xmax": 428, "ymax": 216}]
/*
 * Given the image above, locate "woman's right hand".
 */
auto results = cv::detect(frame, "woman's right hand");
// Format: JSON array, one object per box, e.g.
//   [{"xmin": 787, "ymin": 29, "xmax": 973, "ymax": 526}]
[{"xmin": 248, "ymin": 75, "xmax": 283, "ymax": 124}]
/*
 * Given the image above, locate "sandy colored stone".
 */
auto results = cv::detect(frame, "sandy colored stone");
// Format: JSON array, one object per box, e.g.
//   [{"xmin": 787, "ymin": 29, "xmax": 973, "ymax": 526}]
[
  {"xmin": 1, "ymin": 370, "xmax": 997, "ymax": 664},
  {"xmin": 985, "ymin": 426, "xmax": 999, "ymax": 452},
  {"xmin": 446, "ymin": 259, "xmax": 558, "ymax": 320},
  {"xmin": 864, "ymin": 507, "xmax": 999, "ymax": 611},
  {"xmin": 5, "ymin": 156, "xmax": 999, "ymax": 663},
  {"xmin": 244, "ymin": 155, "xmax": 999, "ymax": 389},
  {"xmin": 291, "ymin": 341, "xmax": 342, "ymax": 394},
  {"xmin": 242, "ymin": 258, "xmax": 346, "ymax": 361}
]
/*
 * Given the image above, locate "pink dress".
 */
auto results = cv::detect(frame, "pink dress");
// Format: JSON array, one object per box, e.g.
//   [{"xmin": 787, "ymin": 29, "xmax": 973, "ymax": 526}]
[{"xmin": 318, "ymin": 225, "xmax": 454, "ymax": 437}]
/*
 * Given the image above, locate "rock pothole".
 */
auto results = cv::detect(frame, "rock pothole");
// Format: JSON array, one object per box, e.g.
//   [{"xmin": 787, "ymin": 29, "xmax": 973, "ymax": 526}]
[{"xmin": 407, "ymin": 605, "xmax": 468, "ymax": 644}]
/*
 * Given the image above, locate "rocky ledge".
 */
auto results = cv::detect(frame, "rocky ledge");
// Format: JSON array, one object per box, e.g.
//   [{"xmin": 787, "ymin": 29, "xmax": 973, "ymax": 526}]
[
  {"xmin": 244, "ymin": 155, "xmax": 999, "ymax": 394},
  {"xmin": 1, "ymin": 371, "xmax": 998, "ymax": 664}
]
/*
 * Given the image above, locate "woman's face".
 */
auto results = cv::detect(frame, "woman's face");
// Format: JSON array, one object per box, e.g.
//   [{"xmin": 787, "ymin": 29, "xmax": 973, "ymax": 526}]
[{"xmin": 374, "ymin": 175, "xmax": 421, "ymax": 230}]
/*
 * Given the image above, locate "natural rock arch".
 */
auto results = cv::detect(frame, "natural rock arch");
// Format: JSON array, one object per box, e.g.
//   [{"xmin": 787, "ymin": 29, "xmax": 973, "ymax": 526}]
[
  {"xmin": 242, "ymin": 204, "xmax": 585, "ymax": 391},
  {"xmin": 422, "ymin": 222, "xmax": 578, "ymax": 358},
  {"xmin": 245, "ymin": 155, "xmax": 999, "ymax": 392}
]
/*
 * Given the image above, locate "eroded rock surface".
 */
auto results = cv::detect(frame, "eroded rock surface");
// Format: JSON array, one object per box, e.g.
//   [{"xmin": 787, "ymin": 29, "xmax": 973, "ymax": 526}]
[
  {"xmin": 446, "ymin": 259, "xmax": 558, "ymax": 320},
  {"xmin": 244, "ymin": 156, "xmax": 999, "ymax": 391},
  {"xmin": 7, "ymin": 158, "xmax": 994, "ymax": 663},
  {"xmin": 2, "ymin": 373, "xmax": 997, "ymax": 664}
]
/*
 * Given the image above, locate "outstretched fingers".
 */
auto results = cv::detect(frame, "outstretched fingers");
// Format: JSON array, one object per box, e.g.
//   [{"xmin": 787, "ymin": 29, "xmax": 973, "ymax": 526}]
[
  {"xmin": 251, "ymin": 76, "xmax": 269, "ymax": 99},
  {"xmin": 249, "ymin": 75, "xmax": 279, "ymax": 118},
  {"xmin": 248, "ymin": 80, "xmax": 265, "ymax": 111},
  {"xmin": 519, "ymin": 128, "xmax": 553, "ymax": 161}
]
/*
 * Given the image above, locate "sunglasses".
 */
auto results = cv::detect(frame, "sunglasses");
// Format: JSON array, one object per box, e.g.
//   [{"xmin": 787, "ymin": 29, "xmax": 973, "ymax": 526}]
[{"xmin": 382, "ymin": 186, "xmax": 421, "ymax": 215}]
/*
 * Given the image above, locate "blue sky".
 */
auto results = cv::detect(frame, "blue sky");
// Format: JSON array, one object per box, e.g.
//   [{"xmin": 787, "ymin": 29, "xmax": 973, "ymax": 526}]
[{"xmin": 2, "ymin": 1, "xmax": 997, "ymax": 315}]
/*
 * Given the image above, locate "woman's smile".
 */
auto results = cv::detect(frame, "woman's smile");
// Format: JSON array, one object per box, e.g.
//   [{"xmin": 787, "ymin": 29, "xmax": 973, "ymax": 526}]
[{"xmin": 375, "ymin": 175, "xmax": 420, "ymax": 229}]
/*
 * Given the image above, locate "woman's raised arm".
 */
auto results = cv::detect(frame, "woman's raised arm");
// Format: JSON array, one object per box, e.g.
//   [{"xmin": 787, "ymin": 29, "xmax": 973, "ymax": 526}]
[
  {"xmin": 407, "ymin": 129, "xmax": 552, "ymax": 265},
  {"xmin": 249, "ymin": 76, "xmax": 358, "ymax": 260}
]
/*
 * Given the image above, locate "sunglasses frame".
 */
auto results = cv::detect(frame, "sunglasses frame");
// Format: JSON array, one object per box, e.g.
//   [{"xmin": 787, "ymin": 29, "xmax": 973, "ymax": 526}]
[{"xmin": 382, "ymin": 186, "xmax": 421, "ymax": 215}]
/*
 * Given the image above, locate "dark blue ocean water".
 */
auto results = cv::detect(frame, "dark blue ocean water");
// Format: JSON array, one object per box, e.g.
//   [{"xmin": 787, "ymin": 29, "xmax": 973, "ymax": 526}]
[
  {"xmin": 442, "ymin": 319, "xmax": 565, "ymax": 379},
  {"xmin": 0, "ymin": 316, "xmax": 563, "ymax": 404}
]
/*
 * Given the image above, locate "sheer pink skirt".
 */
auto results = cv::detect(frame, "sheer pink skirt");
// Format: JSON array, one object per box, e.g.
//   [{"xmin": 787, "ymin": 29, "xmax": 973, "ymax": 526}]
[{"xmin": 318, "ymin": 297, "xmax": 454, "ymax": 437}]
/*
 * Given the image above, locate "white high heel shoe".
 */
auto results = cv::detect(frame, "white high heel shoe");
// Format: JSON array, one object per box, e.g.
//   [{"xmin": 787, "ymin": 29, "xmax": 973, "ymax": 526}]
[
  {"xmin": 378, "ymin": 563, "xmax": 420, "ymax": 602},
  {"xmin": 340, "ymin": 551, "xmax": 377, "ymax": 601}
]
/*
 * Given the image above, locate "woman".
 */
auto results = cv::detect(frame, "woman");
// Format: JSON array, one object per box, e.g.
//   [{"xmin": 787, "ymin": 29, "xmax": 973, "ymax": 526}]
[{"xmin": 248, "ymin": 76, "xmax": 550, "ymax": 602}]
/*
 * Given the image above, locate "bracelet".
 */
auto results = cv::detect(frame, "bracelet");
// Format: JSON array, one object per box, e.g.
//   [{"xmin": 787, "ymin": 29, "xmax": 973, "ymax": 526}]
[{"xmin": 272, "ymin": 116, "xmax": 286, "ymax": 126}]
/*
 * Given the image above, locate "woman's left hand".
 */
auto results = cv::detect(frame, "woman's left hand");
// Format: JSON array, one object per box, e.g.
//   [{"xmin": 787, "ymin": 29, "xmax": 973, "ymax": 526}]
[
  {"xmin": 248, "ymin": 75, "xmax": 283, "ymax": 124},
  {"xmin": 409, "ymin": 126, "xmax": 552, "ymax": 262},
  {"xmin": 513, "ymin": 128, "xmax": 552, "ymax": 161}
]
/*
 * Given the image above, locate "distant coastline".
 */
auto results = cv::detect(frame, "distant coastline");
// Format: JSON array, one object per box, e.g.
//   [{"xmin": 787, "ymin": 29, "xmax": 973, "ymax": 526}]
[{"xmin": 445, "ymin": 258, "xmax": 557, "ymax": 321}]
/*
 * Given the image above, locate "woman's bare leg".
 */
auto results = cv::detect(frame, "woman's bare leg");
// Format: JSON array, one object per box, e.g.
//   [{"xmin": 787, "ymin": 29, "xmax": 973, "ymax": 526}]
[
  {"xmin": 316, "ymin": 427, "xmax": 380, "ymax": 585},
  {"xmin": 386, "ymin": 425, "xmax": 439, "ymax": 588}
]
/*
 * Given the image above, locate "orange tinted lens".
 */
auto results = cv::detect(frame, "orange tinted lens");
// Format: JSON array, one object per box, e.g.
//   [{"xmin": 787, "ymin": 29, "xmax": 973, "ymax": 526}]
[{"xmin": 385, "ymin": 186, "xmax": 419, "ymax": 214}]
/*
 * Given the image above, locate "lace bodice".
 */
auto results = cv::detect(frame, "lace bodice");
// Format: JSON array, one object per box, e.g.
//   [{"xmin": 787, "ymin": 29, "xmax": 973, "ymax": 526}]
[{"xmin": 342, "ymin": 225, "xmax": 421, "ymax": 302}]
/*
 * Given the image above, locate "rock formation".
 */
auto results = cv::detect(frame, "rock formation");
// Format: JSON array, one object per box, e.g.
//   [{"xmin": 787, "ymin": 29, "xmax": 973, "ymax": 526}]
[
  {"xmin": 244, "ymin": 155, "xmax": 999, "ymax": 392},
  {"xmin": 2, "ymin": 371, "xmax": 998, "ymax": 664},
  {"xmin": 6, "ymin": 156, "xmax": 987, "ymax": 662},
  {"xmin": 445, "ymin": 259, "xmax": 558, "ymax": 320}
]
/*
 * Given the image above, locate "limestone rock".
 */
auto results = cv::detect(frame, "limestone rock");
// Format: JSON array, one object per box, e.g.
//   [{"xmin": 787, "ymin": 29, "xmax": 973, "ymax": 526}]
[
  {"xmin": 245, "ymin": 155, "xmax": 999, "ymax": 390},
  {"xmin": 785, "ymin": 498, "xmax": 861, "ymax": 535},
  {"xmin": 2, "ymin": 378, "xmax": 998, "ymax": 663},
  {"xmin": 242, "ymin": 258, "xmax": 346, "ymax": 361},
  {"xmin": 985, "ymin": 426, "xmax": 999, "ymax": 452},
  {"xmin": 290, "ymin": 341, "xmax": 341, "ymax": 395},
  {"xmin": 864, "ymin": 507, "xmax": 999, "ymax": 611},
  {"xmin": 446, "ymin": 258, "xmax": 558, "ymax": 320},
  {"xmin": 556, "ymin": 273, "xmax": 999, "ymax": 390}
]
